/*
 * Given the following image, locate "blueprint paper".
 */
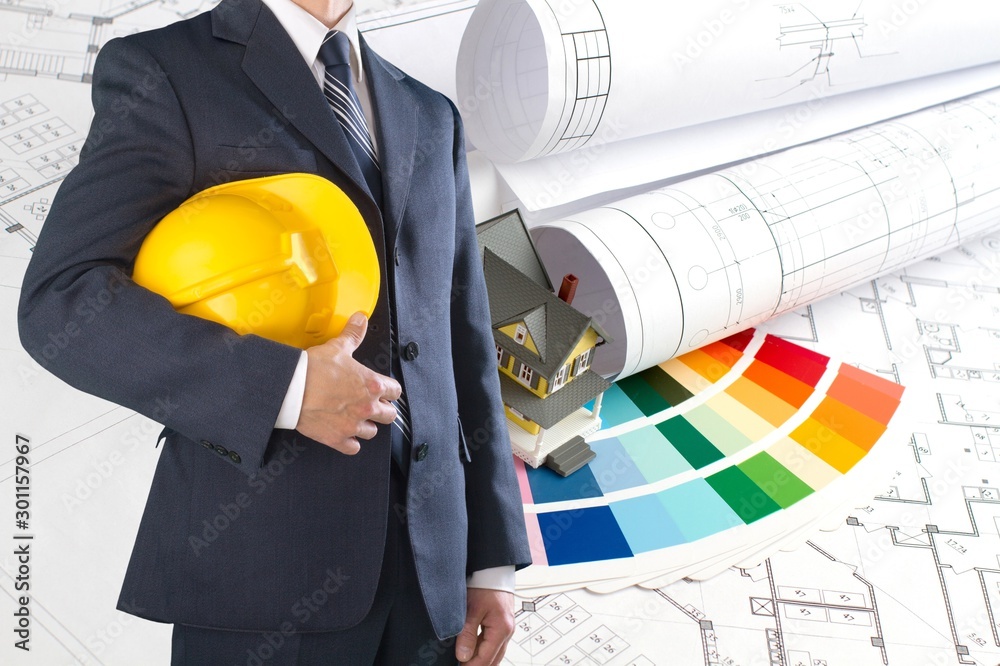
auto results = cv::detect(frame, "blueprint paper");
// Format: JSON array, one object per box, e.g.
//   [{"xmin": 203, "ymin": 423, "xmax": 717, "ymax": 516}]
[
  {"xmin": 457, "ymin": 0, "xmax": 1000, "ymax": 209},
  {"xmin": 532, "ymin": 87, "xmax": 1000, "ymax": 380},
  {"xmin": 459, "ymin": 0, "xmax": 1000, "ymax": 163},
  {"xmin": 496, "ymin": 61, "xmax": 1000, "ymax": 212}
]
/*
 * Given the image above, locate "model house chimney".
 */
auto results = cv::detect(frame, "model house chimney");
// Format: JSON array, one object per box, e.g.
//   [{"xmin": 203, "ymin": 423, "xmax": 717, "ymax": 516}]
[{"xmin": 558, "ymin": 274, "xmax": 579, "ymax": 305}]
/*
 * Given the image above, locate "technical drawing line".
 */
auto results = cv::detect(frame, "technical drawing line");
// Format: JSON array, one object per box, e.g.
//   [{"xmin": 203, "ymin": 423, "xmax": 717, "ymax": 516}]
[
  {"xmin": 0, "ymin": 408, "xmax": 135, "ymax": 483},
  {"xmin": 975, "ymin": 568, "xmax": 1000, "ymax": 648},
  {"xmin": 0, "ymin": 573, "xmax": 106, "ymax": 666},
  {"xmin": 849, "ymin": 570, "xmax": 889, "ymax": 665},
  {"xmin": 868, "ymin": 280, "xmax": 892, "ymax": 350},
  {"xmin": 533, "ymin": 89, "xmax": 1000, "ymax": 379},
  {"xmin": 927, "ymin": 533, "xmax": 978, "ymax": 664},
  {"xmin": 654, "ymin": 590, "xmax": 718, "ymax": 666},
  {"xmin": 887, "ymin": 526, "xmax": 932, "ymax": 548},
  {"xmin": 459, "ymin": 0, "xmax": 1000, "ymax": 165},
  {"xmin": 758, "ymin": 3, "xmax": 897, "ymax": 98},
  {"xmin": 876, "ymin": 477, "xmax": 931, "ymax": 504},
  {"xmin": 764, "ymin": 559, "xmax": 789, "ymax": 666},
  {"xmin": 358, "ymin": 5, "xmax": 472, "ymax": 30}
]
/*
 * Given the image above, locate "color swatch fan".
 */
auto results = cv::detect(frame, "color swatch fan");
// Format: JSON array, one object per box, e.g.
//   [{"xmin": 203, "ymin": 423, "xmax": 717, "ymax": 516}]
[{"xmin": 515, "ymin": 329, "xmax": 904, "ymax": 593}]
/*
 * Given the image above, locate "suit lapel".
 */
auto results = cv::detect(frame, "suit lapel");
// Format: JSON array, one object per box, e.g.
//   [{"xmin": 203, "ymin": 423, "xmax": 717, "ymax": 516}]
[
  {"xmin": 361, "ymin": 34, "xmax": 417, "ymax": 245},
  {"xmin": 213, "ymin": 0, "xmax": 419, "ymax": 243},
  {"xmin": 214, "ymin": 0, "xmax": 371, "ymax": 204}
]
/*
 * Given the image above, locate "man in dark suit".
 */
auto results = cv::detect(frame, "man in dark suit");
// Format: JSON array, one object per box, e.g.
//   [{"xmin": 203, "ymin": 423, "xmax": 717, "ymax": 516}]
[{"xmin": 16, "ymin": 0, "xmax": 531, "ymax": 662}]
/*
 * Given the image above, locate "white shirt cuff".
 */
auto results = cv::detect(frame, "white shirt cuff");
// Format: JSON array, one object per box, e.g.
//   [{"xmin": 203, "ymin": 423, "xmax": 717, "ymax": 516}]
[
  {"xmin": 274, "ymin": 351, "xmax": 308, "ymax": 430},
  {"xmin": 467, "ymin": 565, "xmax": 515, "ymax": 593}
]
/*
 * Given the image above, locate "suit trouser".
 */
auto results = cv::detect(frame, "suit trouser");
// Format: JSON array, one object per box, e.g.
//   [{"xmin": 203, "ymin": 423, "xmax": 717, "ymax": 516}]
[{"xmin": 170, "ymin": 427, "xmax": 459, "ymax": 666}]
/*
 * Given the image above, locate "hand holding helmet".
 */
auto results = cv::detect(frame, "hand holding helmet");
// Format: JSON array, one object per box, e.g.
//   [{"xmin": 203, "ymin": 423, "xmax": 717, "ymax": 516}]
[{"xmin": 134, "ymin": 173, "xmax": 393, "ymax": 449}]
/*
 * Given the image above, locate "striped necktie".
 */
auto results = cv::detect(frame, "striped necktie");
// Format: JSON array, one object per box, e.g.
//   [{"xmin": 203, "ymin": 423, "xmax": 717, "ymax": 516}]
[
  {"xmin": 317, "ymin": 30, "xmax": 411, "ymax": 466},
  {"xmin": 317, "ymin": 30, "xmax": 383, "ymax": 204}
]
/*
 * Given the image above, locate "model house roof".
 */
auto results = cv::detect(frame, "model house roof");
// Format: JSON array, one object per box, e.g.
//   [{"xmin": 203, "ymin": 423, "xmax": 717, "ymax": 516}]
[
  {"xmin": 485, "ymin": 249, "xmax": 597, "ymax": 378},
  {"xmin": 476, "ymin": 210, "xmax": 553, "ymax": 291},
  {"xmin": 478, "ymin": 210, "xmax": 612, "ymax": 378},
  {"xmin": 499, "ymin": 368, "xmax": 610, "ymax": 429}
]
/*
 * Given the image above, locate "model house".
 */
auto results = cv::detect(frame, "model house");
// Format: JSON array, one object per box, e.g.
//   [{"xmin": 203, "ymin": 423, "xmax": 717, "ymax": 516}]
[{"xmin": 477, "ymin": 210, "xmax": 612, "ymax": 476}]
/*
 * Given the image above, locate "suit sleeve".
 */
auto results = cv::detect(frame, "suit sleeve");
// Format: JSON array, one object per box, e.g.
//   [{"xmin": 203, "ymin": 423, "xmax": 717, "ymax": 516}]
[
  {"xmin": 16, "ymin": 37, "xmax": 301, "ymax": 472},
  {"xmin": 446, "ymin": 98, "xmax": 532, "ymax": 574}
]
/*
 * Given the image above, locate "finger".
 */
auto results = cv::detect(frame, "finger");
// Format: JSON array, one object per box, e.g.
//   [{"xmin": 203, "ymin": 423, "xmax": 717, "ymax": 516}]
[
  {"xmin": 465, "ymin": 625, "xmax": 504, "ymax": 666},
  {"xmin": 490, "ymin": 642, "xmax": 509, "ymax": 666},
  {"xmin": 355, "ymin": 420, "xmax": 379, "ymax": 441},
  {"xmin": 337, "ymin": 312, "xmax": 369, "ymax": 351},
  {"xmin": 368, "ymin": 400, "xmax": 398, "ymax": 425},
  {"xmin": 331, "ymin": 437, "xmax": 361, "ymax": 456},
  {"xmin": 378, "ymin": 375, "xmax": 402, "ymax": 402},
  {"xmin": 363, "ymin": 371, "xmax": 401, "ymax": 403},
  {"xmin": 491, "ymin": 636, "xmax": 512, "ymax": 666},
  {"xmin": 455, "ymin": 615, "xmax": 483, "ymax": 663}
]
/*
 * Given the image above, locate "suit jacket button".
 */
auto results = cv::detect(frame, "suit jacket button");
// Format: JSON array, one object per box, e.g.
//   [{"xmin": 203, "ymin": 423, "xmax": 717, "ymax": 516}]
[
  {"xmin": 201, "ymin": 440, "xmax": 213, "ymax": 450},
  {"xmin": 229, "ymin": 451, "xmax": 242, "ymax": 464},
  {"xmin": 403, "ymin": 341, "xmax": 419, "ymax": 361},
  {"xmin": 414, "ymin": 443, "xmax": 429, "ymax": 462},
  {"xmin": 214, "ymin": 444, "xmax": 229, "ymax": 456}
]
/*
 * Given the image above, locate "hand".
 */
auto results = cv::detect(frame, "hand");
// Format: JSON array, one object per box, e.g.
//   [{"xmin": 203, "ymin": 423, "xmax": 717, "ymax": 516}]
[
  {"xmin": 295, "ymin": 312, "xmax": 401, "ymax": 455},
  {"xmin": 455, "ymin": 588, "xmax": 515, "ymax": 665}
]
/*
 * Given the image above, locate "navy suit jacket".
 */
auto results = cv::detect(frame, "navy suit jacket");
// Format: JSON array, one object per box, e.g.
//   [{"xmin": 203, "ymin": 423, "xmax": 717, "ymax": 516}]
[{"xmin": 16, "ymin": 0, "xmax": 530, "ymax": 639}]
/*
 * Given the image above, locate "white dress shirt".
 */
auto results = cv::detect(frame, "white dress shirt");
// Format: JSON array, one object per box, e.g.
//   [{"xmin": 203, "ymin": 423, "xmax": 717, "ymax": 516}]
[{"xmin": 260, "ymin": 0, "xmax": 514, "ymax": 594}]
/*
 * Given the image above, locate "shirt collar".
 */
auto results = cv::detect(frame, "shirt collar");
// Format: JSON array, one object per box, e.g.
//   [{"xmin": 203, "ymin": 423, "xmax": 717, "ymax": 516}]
[{"xmin": 260, "ymin": 0, "xmax": 364, "ymax": 82}]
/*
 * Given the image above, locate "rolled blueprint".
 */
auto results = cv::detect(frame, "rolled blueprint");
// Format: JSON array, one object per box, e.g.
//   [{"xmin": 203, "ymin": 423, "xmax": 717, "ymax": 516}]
[
  {"xmin": 458, "ymin": 0, "xmax": 1000, "ymax": 164},
  {"xmin": 531, "ymin": 87, "xmax": 1000, "ymax": 379}
]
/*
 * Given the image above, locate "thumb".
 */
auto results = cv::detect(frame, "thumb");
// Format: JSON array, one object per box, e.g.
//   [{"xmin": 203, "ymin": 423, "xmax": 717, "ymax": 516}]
[
  {"xmin": 455, "ymin": 612, "xmax": 483, "ymax": 662},
  {"xmin": 337, "ymin": 312, "xmax": 369, "ymax": 350}
]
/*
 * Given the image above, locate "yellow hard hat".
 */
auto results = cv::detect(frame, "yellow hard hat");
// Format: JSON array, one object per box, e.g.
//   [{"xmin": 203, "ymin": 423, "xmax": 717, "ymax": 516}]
[{"xmin": 132, "ymin": 173, "xmax": 379, "ymax": 349}]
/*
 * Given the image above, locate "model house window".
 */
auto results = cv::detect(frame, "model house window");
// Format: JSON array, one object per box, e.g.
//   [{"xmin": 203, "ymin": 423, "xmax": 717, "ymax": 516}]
[
  {"xmin": 552, "ymin": 364, "xmax": 568, "ymax": 391},
  {"xmin": 496, "ymin": 343, "xmax": 503, "ymax": 364},
  {"xmin": 514, "ymin": 324, "xmax": 527, "ymax": 345},
  {"xmin": 518, "ymin": 363, "xmax": 534, "ymax": 386},
  {"xmin": 574, "ymin": 348, "xmax": 593, "ymax": 376}
]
